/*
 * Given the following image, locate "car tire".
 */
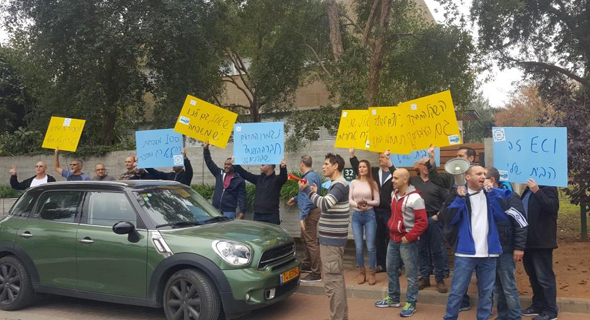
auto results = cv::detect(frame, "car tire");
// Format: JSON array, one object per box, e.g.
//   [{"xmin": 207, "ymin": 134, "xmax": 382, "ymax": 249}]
[
  {"xmin": 0, "ymin": 255, "xmax": 35, "ymax": 311},
  {"xmin": 163, "ymin": 268, "xmax": 221, "ymax": 320}
]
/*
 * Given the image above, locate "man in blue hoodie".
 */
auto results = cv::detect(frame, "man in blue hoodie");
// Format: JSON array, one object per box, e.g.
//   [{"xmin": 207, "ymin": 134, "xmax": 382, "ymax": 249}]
[
  {"xmin": 440, "ymin": 165, "xmax": 510, "ymax": 320},
  {"xmin": 204, "ymin": 143, "xmax": 246, "ymax": 219}
]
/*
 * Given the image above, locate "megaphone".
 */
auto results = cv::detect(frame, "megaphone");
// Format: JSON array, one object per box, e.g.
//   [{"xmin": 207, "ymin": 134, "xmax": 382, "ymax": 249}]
[
  {"xmin": 288, "ymin": 173, "xmax": 307, "ymax": 184},
  {"xmin": 444, "ymin": 158, "xmax": 470, "ymax": 186}
]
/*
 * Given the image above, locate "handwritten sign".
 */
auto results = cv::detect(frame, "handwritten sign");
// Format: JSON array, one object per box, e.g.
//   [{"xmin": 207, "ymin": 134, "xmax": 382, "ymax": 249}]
[
  {"xmin": 399, "ymin": 90, "xmax": 462, "ymax": 150},
  {"xmin": 492, "ymin": 127, "xmax": 568, "ymax": 187},
  {"xmin": 135, "ymin": 129, "xmax": 184, "ymax": 169},
  {"xmin": 334, "ymin": 110, "xmax": 370, "ymax": 150},
  {"xmin": 234, "ymin": 122, "xmax": 284, "ymax": 165},
  {"xmin": 368, "ymin": 106, "xmax": 411, "ymax": 154},
  {"xmin": 173, "ymin": 95, "xmax": 238, "ymax": 149},
  {"xmin": 41, "ymin": 116, "xmax": 86, "ymax": 152},
  {"xmin": 391, "ymin": 148, "xmax": 440, "ymax": 168}
]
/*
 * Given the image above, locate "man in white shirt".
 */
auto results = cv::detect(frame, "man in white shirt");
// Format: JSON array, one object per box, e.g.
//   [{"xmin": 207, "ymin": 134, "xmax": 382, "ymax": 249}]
[
  {"xmin": 10, "ymin": 162, "xmax": 56, "ymax": 190},
  {"xmin": 439, "ymin": 165, "xmax": 510, "ymax": 320}
]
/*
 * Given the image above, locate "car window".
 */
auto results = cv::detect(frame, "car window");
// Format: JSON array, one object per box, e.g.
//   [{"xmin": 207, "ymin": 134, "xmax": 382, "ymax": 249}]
[
  {"xmin": 10, "ymin": 192, "xmax": 37, "ymax": 217},
  {"xmin": 133, "ymin": 186, "xmax": 222, "ymax": 228},
  {"xmin": 86, "ymin": 192, "xmax": 136, "ymax": 227},
  {"xmin": 34, "ymin": 191, "xmax": 83, "ymax": 223}
]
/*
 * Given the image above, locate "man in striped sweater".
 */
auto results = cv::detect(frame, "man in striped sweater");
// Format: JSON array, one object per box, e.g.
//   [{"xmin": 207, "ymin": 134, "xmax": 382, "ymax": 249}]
[{"xmin": 299, "ymin": 153, "xmax": 350, "ymax": 320}]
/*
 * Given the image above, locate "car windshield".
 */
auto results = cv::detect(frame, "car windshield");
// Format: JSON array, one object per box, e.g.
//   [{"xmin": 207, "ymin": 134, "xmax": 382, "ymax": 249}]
[{"xmin": 133, "ymin": 185, "xmax": 224, "ymax": 229}]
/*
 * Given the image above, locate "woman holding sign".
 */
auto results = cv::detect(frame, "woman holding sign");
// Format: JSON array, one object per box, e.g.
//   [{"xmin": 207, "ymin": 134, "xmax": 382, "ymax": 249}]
[{"xmin": 349, "ymin": 160, "xmax": 380, "ymax": 285}]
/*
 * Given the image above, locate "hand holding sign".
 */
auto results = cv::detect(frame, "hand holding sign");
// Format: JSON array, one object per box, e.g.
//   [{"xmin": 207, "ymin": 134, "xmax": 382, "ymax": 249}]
[{"xmin": 10, "ymin": 165, "xmax": 16, "ymax": 176}]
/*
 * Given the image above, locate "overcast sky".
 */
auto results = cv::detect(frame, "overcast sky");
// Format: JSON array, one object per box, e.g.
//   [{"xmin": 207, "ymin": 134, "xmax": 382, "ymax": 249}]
[{"xmin": 0, "ymin": 0, "xmax": 521, "ymax": 108}]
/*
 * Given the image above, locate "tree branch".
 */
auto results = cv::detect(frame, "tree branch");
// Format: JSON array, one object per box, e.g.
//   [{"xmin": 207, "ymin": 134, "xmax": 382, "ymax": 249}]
[
  {"xmin": 297, "ymin": 33, "xmax": 332, "ymax": 78},
  {"xmin": 225, "ymin": 49, "xmax": 255, "ymax": 100},
  {"xmin": 326, "ymin": 0, "xmax": 343, "ymax": 65},
  {"xmin": 362, "ymin": 0, "xmax": 381, "ymax": 48},
  {"xmin": 341, "ymin": 13, "xmax": 363, "ymax": 34},
  {"xmin": 222, "ymin": 77, "xmax": 254, "ymax": 105},
  {"xmin": 513, "ymin": 59, "xmax": 590, "ymax": 88}
]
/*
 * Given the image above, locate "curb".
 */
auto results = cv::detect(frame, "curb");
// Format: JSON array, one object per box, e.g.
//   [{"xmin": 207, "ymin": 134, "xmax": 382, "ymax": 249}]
[{"xmin": 297, "ymin": 281, "xmax": 590, "ymax": 314}]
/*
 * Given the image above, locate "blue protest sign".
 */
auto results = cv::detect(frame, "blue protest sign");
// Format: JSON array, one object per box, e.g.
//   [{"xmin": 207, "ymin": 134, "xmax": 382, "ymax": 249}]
[
  {"xmin": 233, "ymin": 122, "xmax": 284, "ymax": 165},
  {"xmin": 136, "ymin": 129, "xmax": 184, "ymax": 168},
  {"xmin": 492, "ymin": 127, "xmax": 568, "ymax": 187},
  {"xmin": 390, "ymin": 148, "xmax": 440, "ymax": 167}
]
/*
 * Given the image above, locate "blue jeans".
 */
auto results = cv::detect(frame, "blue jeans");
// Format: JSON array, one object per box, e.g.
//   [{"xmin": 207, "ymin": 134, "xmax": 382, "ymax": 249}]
[
  {"xmin": 386, "ymin": 240, "xmax": 419, "ymax": 304},
  {"xmin": 418, "ymin": 217, "xmax": 447, "ymax": 281},
  {"xmin": 444, "ymin": 256, "xmax": 496, "ymax": 320},
  {"xmin": 494, "ymin": 252, "xmax": 522, "ymax": 320},
  {"xmin": 351, "ymin": 210, "xmax": 377, "ymax": 269},
  {"xmin": 223, "ymin": 211, "xmax": 236, "ymax": 219}
]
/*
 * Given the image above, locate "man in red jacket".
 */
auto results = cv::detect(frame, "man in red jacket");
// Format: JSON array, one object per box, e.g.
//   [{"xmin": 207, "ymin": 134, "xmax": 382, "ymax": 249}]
[{"xmin": 375, "ymin": 168, "xmax": 428, "ymax": 318}]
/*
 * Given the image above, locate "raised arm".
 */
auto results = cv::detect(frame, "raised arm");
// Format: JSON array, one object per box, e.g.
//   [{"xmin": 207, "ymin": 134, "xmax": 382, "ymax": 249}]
[
  {"xmin": 277, "ymin": 159, "xmax": 288, "ymax": 186},
  {"xmin": 53, "ymin": 148, "xmax": 64, "ymax": 175},
  {"xmin": 9, "ymin": 167, "xmax": 30, "ymax": 190},
  {"xmin": 145, "ymin": 168, "xmax": 168, "ymax": 180},
  {"xmin": 527, "ymin": 180, "xmax": 559, "ymax": 219},
  {"xmin": 233, "ymin": 165, "xmax": 259, "ymax": 185},
  {"xmin": 349, "ymin": 147, "xmax": 360, "ymax": 176},
  {"xmin": 203, "ymin": 144, "xmax": 221, "ymax": 177}
]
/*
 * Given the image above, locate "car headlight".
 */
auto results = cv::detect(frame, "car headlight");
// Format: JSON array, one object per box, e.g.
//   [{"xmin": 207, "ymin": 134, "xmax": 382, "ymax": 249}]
[{"xmin": 212, "ymin": 240, "xmax": 252, "ymax": 266}]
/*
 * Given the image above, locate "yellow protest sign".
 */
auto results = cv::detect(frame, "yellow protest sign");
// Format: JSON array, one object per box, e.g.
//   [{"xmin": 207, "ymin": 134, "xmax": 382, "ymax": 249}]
[
  {"xmin": 400, "ymin": 90, "xmax": 462, "ymax": 150},
  {"xmin": 41, "ymin": 116, "xmax": 86, "ymax": 152},
  {"xmin": 334, "ymin": 110, "xmax": 371, "ymax": 150},
  {"xmin": 173, "ymin": 95, "xmax": 238, "ymax": 149},
  {"xmin": 368, "ymin": 106, "xmax": 411, "ymax": 154}
]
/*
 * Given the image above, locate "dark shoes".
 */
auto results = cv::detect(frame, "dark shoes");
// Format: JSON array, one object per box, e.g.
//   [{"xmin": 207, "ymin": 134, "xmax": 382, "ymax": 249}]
[
  {"xmin": 300, "ymin": 273, "xmax": 322, "ymax": 282},
  {"xmin": 532, "ymin": 314, "xmax": 557, "ymax": 320},
  {"xmin": 418, "ymin": 278, "xmax": 430, "ymax": 290},
  {"xmin": 459, "ymin": 297, "xmax": 471, "ymax": 312},
  {"xmin": 521, "ymin": 306, "xmax": 541, "ymax": 317},
  {"xmin": 376, "ymin": 265, "xmax": 386, "ymax": 273},
  {"xmin": 436, "ymin": 280, "xmax": 448, "ymax": 293},
  {"xmin": 300, "ymin": 264, "xmax": 312, "ymax": 273}
]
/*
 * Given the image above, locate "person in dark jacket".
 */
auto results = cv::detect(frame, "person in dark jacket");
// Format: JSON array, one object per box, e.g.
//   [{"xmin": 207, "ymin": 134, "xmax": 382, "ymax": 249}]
[
  {"xmin": 204, "ymin": 143, "xmax": 246, "ymax": 219},
  {"xmin": 130, "ymin": 156, "xmax": 155, "ymax": 180},
  {"xmin": 349, "ymin": 147, "xmax": 395, "ymax": 273},
  {"xmin": 485, "ymin": 167, "xmax": 528, "ymax": 320},
  {"xmin": 146, "ymin": 148, "xmax": 193, "ymax": 186},
  {"xmin": 520, "ymin": 179, "xmax": 559, "ymax": 320},
  {"xmin": 10, "ymin": 162, "xmax": 56, "ymax": 190},
  {"xmin": 233, "ymin": 158, "xmax": 288, "ymax": 225}
]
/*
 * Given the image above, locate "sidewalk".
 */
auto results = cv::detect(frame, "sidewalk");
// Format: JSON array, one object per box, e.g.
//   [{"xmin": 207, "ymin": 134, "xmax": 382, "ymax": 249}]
[{"xmin": 297, "ymin": 268, "xmax": 590, "ymax": 314}]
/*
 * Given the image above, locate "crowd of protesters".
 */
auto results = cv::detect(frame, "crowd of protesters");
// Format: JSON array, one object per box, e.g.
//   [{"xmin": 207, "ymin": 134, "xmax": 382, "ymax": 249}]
[{"xmin": 8, "ymin": 143, "xmax": 560, "ymax": 320}]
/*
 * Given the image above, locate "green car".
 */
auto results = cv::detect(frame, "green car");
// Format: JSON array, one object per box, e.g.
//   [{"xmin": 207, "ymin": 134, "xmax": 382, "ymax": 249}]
[{"xmin": 0, "ymin": 181, "xmax": 300, "ymax": 319}]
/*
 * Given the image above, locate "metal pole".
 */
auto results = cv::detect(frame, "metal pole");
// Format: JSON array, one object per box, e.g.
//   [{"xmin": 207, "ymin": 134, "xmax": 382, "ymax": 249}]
[{"xmin": 581, "ymin": 203, "xmax": 588, "ymax": 241}]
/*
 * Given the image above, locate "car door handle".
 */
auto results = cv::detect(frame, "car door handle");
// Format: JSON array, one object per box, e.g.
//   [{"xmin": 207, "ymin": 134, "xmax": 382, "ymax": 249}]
[
  {"xmin": 19, "ymin": 231, "xmax": 33, "ymax": 238},
  {"xmin": 79, "ymin": 237, "xmax": 94, "ymax": 244}
]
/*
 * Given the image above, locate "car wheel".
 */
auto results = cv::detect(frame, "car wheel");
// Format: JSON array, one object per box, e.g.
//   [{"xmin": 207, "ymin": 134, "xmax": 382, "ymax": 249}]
[
  {"xmin": 163, "ymin": 269, "xmax": 220, "ymax": 320},
  {"xmin": 0, "ymin": 256, "xmax": 35, "ymax": 311}
]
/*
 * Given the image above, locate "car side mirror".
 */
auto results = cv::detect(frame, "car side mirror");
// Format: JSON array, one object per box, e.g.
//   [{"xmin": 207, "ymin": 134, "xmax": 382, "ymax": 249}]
[{"xmin": 113, "ymin": 221, "xmax": 136, "ymax": 234}]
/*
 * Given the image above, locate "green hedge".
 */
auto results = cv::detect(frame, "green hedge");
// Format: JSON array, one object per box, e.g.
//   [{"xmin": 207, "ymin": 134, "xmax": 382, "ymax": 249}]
[{"xmin": 0, "ymin": 186, "xmax": 22, "ymax": 198}]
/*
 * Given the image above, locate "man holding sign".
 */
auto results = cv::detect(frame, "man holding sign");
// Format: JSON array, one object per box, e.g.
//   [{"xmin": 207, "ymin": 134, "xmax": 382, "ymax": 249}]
[
  {"xmin": 145, "ymin": 149, "xmax": 193, "ymax": 186},
  {"xmin": 54, "ymin": 148, "xmax": 90, "ymax": 181},
  {"xmin": 233, "ymin": 158, "xmax": 288, "ymax": 225}
]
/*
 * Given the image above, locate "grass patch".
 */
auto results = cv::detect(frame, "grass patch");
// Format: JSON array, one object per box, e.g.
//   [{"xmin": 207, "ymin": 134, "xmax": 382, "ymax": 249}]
[{"xmin": 557, "ymin": 189, "xmax": 587, "ymax": 243}]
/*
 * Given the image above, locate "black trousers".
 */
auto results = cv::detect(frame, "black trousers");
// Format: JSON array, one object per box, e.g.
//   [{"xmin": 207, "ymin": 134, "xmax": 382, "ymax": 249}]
[
  {"xmin": 523, "ymin": 248, "xmax": 558, "ymax": 317},
  {"xmin": 375, "ymin": 208, "xmax": 390, "ymax": 268},
  {"xmin": 253, "ymin": 212, "xmax": 281, "ymax": 225}
]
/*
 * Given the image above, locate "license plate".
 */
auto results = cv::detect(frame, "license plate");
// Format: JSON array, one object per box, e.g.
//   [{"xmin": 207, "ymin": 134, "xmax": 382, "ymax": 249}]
[{"xmin": 280, "ymin": 266, "xmax": 300, "ymax": 284}]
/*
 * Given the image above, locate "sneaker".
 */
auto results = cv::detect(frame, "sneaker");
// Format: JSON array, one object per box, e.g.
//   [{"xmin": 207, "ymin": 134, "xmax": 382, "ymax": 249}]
[
  {"xmin": 376, "ymin": 265, "xmax": 386, "ymax": 273},
  {"xmin": 436, "ymin": 280, "xmax": 448, "ymax": 293},
  {"xmin": 418, "ymin": 278, "xmax": 430, "ymax": 290},
  {"xmin": 399, "ymin": 302, "xmax": 416, "ymax": 317},
  {"xmin": 459, "ymin": 297, "xmax": 471, "ymax": 312},
  {"xmin": 522, "ymin": 306, "xmax": 542, "ymax": 317},
  {"xmin": 532, "ymin": 314, "xmax": 557, "ymax": 320},
  {"xmin": 374, "ymin": 296, "xmax": 401, "ymax": 308},
  {"xmin": 300, "ymin": 273, "xmax": 321, "ymax": 282},
  {"xmin": 300, "ymin": 264, "xmax": 312, "ymax": 273}
]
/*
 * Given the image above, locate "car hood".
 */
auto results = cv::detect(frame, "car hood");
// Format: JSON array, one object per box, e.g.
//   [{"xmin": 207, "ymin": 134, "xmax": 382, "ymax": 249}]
[{"xmin": 158, "ymin": 219, "xmax": 294, "ymax": 252}]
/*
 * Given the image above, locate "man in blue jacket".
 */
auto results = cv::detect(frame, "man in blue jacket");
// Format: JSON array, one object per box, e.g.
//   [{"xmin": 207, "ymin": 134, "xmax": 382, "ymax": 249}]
[
  {"xmin": 204, "ymin": 143, "xmax": 246, "ymax": 219},
  {"xmin": 440, "ymin": 165, "xmax": 510, "ymax": 320},
  {"xmin": 287, "ymin": 155, "xmax": 323, "ymax": 282}
]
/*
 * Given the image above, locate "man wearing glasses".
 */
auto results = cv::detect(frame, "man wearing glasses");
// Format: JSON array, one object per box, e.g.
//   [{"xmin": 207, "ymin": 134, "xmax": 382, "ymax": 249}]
[
  {"xmin": 91, "ymin": 163, "xmax": 116, "ymax": 181},
  {"xmin": 54, "ymin": 148, "xmax": 90, "ymax": 181},
  {"xmin": 9, "ymin": 162, "xmax": 56, "ymax": 189}
]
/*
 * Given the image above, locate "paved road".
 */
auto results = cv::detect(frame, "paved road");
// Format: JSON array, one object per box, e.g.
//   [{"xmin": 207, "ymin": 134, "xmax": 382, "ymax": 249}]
[{"xmin": 0, "ymin": 293, "xmax": 586, "ymax": 320}]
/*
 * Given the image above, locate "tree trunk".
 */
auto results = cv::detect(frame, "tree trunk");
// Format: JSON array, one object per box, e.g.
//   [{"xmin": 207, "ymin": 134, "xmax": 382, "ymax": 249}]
[
  {"xmin": 250, "ymin": 98, "xmax": 261, "ymax": 122},
  {"xmin": 100, "ymin": 108, "xmax": 117, "ymax": 145},
  {"xmin": 366, "ymin": 0, "xmax": 393, "ymax": 106},
  {"xmin": 326, "ymin": 0, "xmax": 343, "ymax": 64}
]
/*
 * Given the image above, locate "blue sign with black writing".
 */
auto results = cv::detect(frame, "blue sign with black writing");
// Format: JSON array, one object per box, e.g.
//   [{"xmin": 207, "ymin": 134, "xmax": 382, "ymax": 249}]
[
  {"xmin": 492, "ymin": 127, "xmax": 568, "ymax": 187},
  {"xmin": 233, "ymin": 122, "xmax": 284, "ymax": 165},
  {"xmin": 136, "ymin": 129, "xmax": 184, "ymax": 169},
  {"xmin": 390, "ymin": 148, "xmax": 440, "ymax": 168}
]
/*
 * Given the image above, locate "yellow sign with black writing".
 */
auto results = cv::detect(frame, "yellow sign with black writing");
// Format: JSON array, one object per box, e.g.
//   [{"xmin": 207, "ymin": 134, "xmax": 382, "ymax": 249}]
[
  {"xmin": 173, "ymin": 95, "xmax": 238, "ymax": 149},
  {"xmin": 368, "ymin": 106, "xmax": 411, "ymax": 154},
  {"xmin": 334, "ymin": 110, "xmax": 371, "ymax": 150},
  {"xmin": 41, "ymin": 116, "xmax": 86, "ymax": 152},
  {"xmin": 399, "ymin": 90, "xmax": 462, "ymax": 150}
]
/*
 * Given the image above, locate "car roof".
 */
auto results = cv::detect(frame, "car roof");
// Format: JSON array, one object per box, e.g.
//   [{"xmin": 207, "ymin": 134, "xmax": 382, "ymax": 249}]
[{"xmin": 27, "ymin": 180, "xmax": 186, "ymax": 192}]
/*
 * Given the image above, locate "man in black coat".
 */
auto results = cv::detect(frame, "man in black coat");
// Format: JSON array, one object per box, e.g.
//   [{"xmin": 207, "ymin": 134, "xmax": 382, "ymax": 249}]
[
  {"xmin": 233, "ymin": 158, "xmax": 288, "ymax": 225},
  {"xmin": 146, "ymin": 148, "xmax": 193, "ymax": 186},
  {"xmin": 520, "ymin": 179, "xmax": 559, "ymax": 320},
  {"xmin": 204, "ymin": 143, "xmax": 246, "ymax": 219},
  {"xmin": 349, "ymin": 147, "xmax": 395, "ymax": 273},
  {"xmin": 485, "ymin": 167, "xmax": 528, "ymax": 320},
  {"xmin": 10, "ymin": 162, "xmax": 56, "ymax": 190}
]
